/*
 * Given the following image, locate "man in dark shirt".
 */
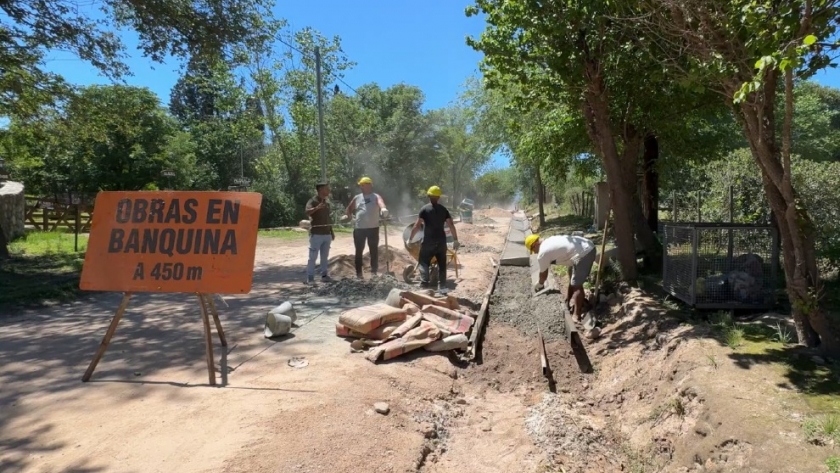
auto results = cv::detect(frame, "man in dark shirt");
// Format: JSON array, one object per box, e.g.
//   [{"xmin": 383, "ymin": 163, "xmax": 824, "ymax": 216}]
[
  {"xmin": 408, "ymin": 185, "xmax": 460, "ymax": 294},
  {"xmin": 305, "ymin": 182, "xmax": 335, "ymax": 284}
]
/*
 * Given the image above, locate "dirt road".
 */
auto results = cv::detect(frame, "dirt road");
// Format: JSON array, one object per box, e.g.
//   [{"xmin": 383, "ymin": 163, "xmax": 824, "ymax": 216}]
[{"xmin": 0, "ymin": 212, "xmax": 543, "ymax": 473}]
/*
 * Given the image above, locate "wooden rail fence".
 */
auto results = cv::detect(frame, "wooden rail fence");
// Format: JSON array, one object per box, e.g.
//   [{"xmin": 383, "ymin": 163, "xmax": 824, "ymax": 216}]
[{"xmin": 24, "ymin": 197, "xmax": 94, "ymax": 233}]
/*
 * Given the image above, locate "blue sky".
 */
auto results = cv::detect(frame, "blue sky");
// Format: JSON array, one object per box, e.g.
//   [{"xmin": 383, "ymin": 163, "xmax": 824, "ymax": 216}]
[
  {"xmin": 33, "ymin": 1, "xmax": 840, "ymax": 170},
  {"xmin": 43, "ymin": 1, "xmax": 487, "ymax": 111}
]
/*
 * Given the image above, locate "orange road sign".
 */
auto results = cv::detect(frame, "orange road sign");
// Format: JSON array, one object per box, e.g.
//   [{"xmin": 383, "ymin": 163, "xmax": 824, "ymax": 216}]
[{"xmin": 80, "ymin": 191, "xmax": 262, "ymax": 294}]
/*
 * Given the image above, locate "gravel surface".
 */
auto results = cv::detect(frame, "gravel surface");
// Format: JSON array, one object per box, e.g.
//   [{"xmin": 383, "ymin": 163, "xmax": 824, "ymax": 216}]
[
  {"xmin": 489, "ymin": 266, "xmax": 567, "ymax": 341},
  {"xmin": 456, "ymin": 242, "xmax": 499, "ymax": 255},
  {"xmin": 308, "ymin": 275, "xmax": 412, "ymax": 301}
]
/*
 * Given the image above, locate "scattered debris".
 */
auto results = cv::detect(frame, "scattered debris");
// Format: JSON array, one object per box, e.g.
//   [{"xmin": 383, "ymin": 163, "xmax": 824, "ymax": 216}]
[
  {"xmin": 374, "ymin": 402, "xmax": 390, "ymax": 415},
  {"xmin": 335, "ymin": 290, "xmax": 477, "ymax": 362},
  {"xmin": 310, "ymin": 275, "xmax": 411, "ymax": 301},
  {"xmin": 287, "ymin": 357, "xmax": 308, "ymax": 369}
]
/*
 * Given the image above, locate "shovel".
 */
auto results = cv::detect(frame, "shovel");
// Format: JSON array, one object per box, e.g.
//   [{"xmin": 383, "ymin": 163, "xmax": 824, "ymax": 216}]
[{"xmin": 382, "ymin": 217, "xmax": 396, "ymax": 278}]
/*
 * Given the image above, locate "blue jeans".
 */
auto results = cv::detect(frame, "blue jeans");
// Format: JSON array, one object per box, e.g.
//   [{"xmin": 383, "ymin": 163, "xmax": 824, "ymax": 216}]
[{"xmin": 307, "ymin": 233, "xmax": 332, "ymax": 279}]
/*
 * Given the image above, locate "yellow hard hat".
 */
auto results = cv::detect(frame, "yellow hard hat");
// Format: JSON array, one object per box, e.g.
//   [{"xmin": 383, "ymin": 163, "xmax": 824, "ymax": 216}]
[
  {"xmin": 525, "ymin": 234, "xmax": 540, "ymax": 253},
  {"xmin": 427, "ymin": 185, "xmax": 442, "ymax": 197},
  {"xmin": 358, "ymin": 177, "xmax": 372, "ymax": 185}
]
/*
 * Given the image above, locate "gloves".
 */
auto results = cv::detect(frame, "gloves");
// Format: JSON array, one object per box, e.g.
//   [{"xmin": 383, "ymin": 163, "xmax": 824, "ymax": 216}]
[
  {"xmin": 533, "ymin": 282, "xmax": 545, "ymax": 292},
  {"xmin": 453, "ymin": 240, "xmax": 460, "ymax": 250},
  {"xmin": 380, "ymin": 208, "xmax": 389, "ymax": 218},
  {"xmin": 340, "ymin": 215, "xmax": 350, "ymax": 223}
]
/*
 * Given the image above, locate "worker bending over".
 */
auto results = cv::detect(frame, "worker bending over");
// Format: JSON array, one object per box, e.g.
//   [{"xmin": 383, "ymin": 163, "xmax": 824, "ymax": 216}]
[
  {"xmin": 525, "ymin": 234, "xmax": 596, "ymax": 321},
  {"xmin": 408, "ymin": 185, "xmax": 460, "ymax": 295}
]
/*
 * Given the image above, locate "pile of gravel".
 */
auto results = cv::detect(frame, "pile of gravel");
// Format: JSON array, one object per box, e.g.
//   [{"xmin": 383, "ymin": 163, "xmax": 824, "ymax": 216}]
[
  {"xmin": 489, "ymin": 266, "xmax": 567, "ymax": 341},
  {"xmin": 457, "ymin": 242, "xmax": 499, "ymax": 255},
  {"xmin": 309, "ymin": 275, "xmax": 412, "ymax": 301}
]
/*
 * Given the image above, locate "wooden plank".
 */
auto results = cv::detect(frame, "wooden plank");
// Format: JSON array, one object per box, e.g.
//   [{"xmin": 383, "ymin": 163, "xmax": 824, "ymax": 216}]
[
  {"xmin": 564, "ymin": 310, "xmax": 593, "ymax": 374},
  {"xmin": 203, "ymin": 294, "xmax": 227, "ymax": 347},
  {"xmin": 197, "ymin": 293, "xmax": 217, "ymax": 386},
  {"xmin": 82, "ymin": 293, "xmax": 132, "ymax": 382},
  {"xmin": 466, "ymin": 218, "xmax": 512, "ymax": 361}
]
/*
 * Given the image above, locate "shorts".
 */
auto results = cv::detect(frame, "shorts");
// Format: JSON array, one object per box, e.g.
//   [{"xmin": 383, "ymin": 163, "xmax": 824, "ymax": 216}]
[{"xmin": 570, "ymin": 249, "xmax": 597, "ymax": 287}]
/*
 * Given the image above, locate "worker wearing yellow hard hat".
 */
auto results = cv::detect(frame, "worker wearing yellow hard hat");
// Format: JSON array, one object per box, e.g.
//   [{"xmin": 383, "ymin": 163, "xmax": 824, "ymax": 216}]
[
  {"xmin": 407, "ymin": 185, "xmax": 460, "ymax": 295},
  {"xmin": 343, "ymin": 176, "xmax": 389, "ymax": 279},
  {"xmin": 528, "ymin": 232, "xmax": 597, "ymax": 322}
]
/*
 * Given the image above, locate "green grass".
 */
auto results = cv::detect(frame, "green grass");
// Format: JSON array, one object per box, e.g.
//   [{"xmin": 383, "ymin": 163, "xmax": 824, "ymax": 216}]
[
  {"xmin": 826, "ymin": 455, "xmax": 840, "ymax": 473},
  {"xmin": 804, "ymin": 415, "xmax": 840, "ymax": 445},
  {"xmin": 1, "ymin": 232, "xmax": 87, "ymax": 309},
  {"xmin": 9, "ymin": 231, "xmax": 88, "ymax": 255}
]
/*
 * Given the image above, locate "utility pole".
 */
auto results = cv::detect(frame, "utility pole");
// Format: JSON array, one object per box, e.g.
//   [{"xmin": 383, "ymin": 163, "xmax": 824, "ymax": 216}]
[{"xmin": 315, "ymin": 46, "xmax": 327, "ymax": 182}]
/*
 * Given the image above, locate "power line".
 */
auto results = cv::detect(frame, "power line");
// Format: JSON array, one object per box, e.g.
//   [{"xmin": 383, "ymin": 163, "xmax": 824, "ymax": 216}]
[{"xmin": 275, "ymin": 37, "xmax": 365, "ymax": 101}]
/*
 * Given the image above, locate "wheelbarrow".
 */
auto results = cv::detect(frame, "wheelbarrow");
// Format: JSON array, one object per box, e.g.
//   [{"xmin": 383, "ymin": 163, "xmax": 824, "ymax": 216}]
[{"xmin": 401, "ymin": 223, "xmax": 459, "ymax": 284}]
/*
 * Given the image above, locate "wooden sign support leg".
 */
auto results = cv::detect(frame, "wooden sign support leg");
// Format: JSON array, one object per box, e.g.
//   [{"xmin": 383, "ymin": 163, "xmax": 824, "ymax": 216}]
[
  {"xmin": 203, "ymin": 294, "xmax": 227, "ymax": 347},
  {"xmin": 82, "ymin": 292, "xmax": 133, "ymax": 382},
  {"xmin": 197, "ymin": 294, "xmax": 217, "ymax": 386}
]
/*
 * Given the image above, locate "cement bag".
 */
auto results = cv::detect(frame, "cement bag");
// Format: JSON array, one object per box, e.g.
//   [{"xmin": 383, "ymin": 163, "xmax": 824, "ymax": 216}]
[
  {"xmin": 391, "ymin": 313, "xmax": 424, "ymax": 338},
  {"xmin": 339, "ymin": 303, "xmax": 407, "ymax": 334},
  {"xmin": 424, "ymin": 334, "xmax": 469, "ymax": 352},
  {"xmin": 366, "ymin": 321, "xmax": 403, "ymax": 340},
  {"xmin": 366, "ymin": 321, "xmax": 442, "ymax": 363},
  {"xmin": 265, "ymin": 313, "xmax": 292, "ymax": 338},
  {"xmin": 337, "ymin": 321, "xmax": 402, "ymax": 340},
  {"xmin": 400, "ymin": 291, "xmax": 450, "ymax": 309},
  {"xmin": 421, "ymin": 305, "xmax": 475, "ymax": 334},
  {"xmin": 402, "ymin": 301, "xmax": 421, "ymax": 315},
  {"xmin": 269, "ymin": 301, "xmax": 297, "ymax": 323}
]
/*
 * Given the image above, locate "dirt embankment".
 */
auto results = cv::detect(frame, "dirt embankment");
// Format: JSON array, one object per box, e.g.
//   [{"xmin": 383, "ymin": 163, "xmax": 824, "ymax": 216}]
[{"xmin": 457, "ymin": 259, "xmax": 831, "ymax": 473}]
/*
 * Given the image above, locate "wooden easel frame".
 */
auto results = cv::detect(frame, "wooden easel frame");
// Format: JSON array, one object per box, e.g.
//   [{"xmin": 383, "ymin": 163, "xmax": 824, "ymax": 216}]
[{"xmin": 82, "ymin": 292, "xmax": 228, "ymax": 386}]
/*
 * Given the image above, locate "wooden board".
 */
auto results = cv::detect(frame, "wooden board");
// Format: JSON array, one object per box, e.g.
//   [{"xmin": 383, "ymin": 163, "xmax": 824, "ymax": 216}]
[{"xmin": 80, "ymin": 191, "xmax": 262, "ymax": 294}]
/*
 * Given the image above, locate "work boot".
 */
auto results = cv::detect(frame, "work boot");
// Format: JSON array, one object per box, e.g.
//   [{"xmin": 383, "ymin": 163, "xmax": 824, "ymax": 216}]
[
  {"xmin": 437, "ymin": 285, "xmax": 449, "ymax": 295},
  {"xmin": 356, "ymin": 272, "xmax": 363, "ymax": 280},
  {"xmin": 305, "ymin": 276, "xmax": 315, "ymax": 285},
  {"xmin": 321, "ymin": 275, "xmax": 333, "ymax": 283},
  {"xmin": 420, "ymin": 280, "xmax": 431, "ymax": 288}
]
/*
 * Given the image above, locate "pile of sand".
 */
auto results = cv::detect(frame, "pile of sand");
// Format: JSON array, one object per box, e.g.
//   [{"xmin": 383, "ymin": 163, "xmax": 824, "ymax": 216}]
[{"xmin": 327, "ymin": 245, "xmax": 415, "ymax": 278}]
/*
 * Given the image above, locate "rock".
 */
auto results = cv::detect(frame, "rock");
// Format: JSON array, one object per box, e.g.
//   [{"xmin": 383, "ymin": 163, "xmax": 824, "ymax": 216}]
[
  {"xmin": 599, "ymin": 293, "xmax": 608, "ymax": 303},
  {"xmin": 585, "ymin": 327, "xmax": 601, "ymax": 340},
  {"xmin": 374, "ymin": 402, "xmax": 390, "ymax": 415},
  {"xmin": 420, "ymin": 423, "xmax": 437, "ymax": 439},
  {"xmin": 455, "ymin": 398, "xmax": 467, "ymax": 405},
  {"xmin": 812, "ymin": 356, "xmax": 827, "ymax": 365}
]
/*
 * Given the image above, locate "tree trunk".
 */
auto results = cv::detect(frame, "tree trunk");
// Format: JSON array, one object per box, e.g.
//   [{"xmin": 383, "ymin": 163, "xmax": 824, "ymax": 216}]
[
  {"xmin": 536, "ymin": 165, "xmax": 546, "ymax": 228},
  {"xmin": 642, "ymin": 134, "xmax": 659, "ymax": 233},
  {"xmin": 581, "ymin": 90, "xmax": 638, "ymax": 281},
  {"xmin": 0, "ymin": 226, "xmax": 9, "ymax": 260},
  {"xmin": 731, "ymin": 71, "xmax": 838, "ymax": 353}
]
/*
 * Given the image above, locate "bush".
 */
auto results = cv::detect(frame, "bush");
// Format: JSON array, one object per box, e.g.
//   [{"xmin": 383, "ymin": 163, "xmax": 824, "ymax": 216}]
[{"xmin": 701, "ymin": 148, "xmax": 840, "ymax": 272}]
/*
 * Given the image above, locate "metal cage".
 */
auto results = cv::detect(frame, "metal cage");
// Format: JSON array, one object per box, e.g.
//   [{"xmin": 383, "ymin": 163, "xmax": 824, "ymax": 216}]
[{"xmin": 662, "ymin": 223, "xmax": 780, "ymax": 310}]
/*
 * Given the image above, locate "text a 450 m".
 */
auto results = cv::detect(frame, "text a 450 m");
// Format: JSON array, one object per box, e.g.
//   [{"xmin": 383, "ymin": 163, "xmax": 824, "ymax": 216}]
[{"xmin": 133, "ymin": 262, "xmax": 203, "ymax": 281}]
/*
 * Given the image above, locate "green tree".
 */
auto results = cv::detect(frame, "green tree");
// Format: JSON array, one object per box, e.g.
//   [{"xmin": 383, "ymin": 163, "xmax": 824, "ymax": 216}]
[
  {"xmin": 639, "ymin": 0, "xmax": 840, "ymax": 350},
  {"xmin": 1, "ymin": 0, "xmax": 274, "ymax": 118},
  {"xmin": 3, "ymin": 85, "xmax": 179, "ymax": 195}
]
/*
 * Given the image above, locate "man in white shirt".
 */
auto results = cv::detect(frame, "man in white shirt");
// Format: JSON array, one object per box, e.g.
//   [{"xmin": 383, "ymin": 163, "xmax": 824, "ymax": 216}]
[{"xmin": 525, "ymin": 233, "xmax": 597, "ymax": 321}]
